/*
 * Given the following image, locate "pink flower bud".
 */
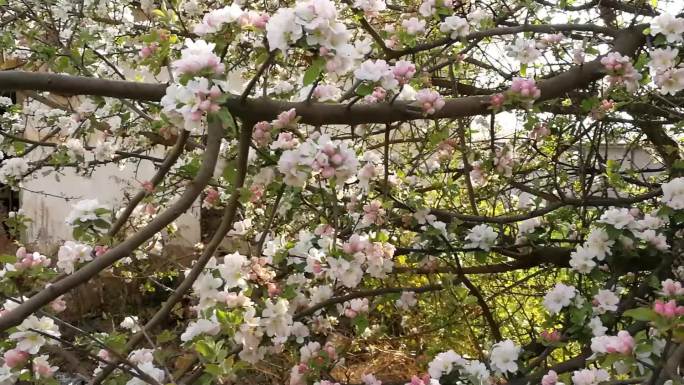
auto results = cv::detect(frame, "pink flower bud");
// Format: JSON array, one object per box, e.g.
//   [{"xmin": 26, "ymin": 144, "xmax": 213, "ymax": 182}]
[{"xmin": 3, "ymin": 349, "xmax": 29, "ymax": 368}]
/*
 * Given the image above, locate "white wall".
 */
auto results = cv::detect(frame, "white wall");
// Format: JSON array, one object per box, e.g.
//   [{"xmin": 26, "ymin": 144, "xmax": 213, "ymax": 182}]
[{"xmin": 21, "ymin": 146, "xmax": 202, "ymax": 251}]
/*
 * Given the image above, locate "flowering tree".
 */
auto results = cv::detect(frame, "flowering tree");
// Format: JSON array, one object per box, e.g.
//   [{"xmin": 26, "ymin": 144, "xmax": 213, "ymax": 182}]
[{"xmin": 0, "ymin": 1, "xmax": 683, "ymax": 385}]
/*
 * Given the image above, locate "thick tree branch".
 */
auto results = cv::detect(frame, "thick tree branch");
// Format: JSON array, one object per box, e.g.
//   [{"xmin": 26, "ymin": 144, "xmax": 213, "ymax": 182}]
[
  {"xmin": 0, "ymin": 121, "xmax": 224, "ymax": 332},
  {"xmin": 0, "ymin": 24, "xmax": 647, "ymax": 126}
]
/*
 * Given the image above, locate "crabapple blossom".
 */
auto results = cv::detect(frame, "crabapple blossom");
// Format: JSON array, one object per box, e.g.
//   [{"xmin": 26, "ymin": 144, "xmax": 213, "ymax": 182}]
[
  {"xmin": 542, "ymin": 370, "xmax": 563, "ymax": 385},
  {"xmin": 590, "ymin": 331, "xmax": 635, "ymax": 355},
  {"xmin": 396, "ymin": 291, "xmax": 417, "ymax": 310},
  {"xmin": 57, "ymin": 241, "xmax": 93, "ymax": 274},
  {"xmin": 660, "ymin": 279, "xmax": 684, "ymax": 297},
  {"xmin": 362, "ymin": 373, "xmax": 382, "ymax": 385},
  {"xmin": 172, "ymin": 39, "xmax": 224, "ymax": 75},
  {"xmin": 654, "ymin": 68, "xmax": 684, "ymax": 95},
  {"xmin": 120, "ymin": 316, "xmax": 141, "ymax": 333},
  {"xmin": 402, "ymin": 17, "xmax": 426, "ymax": 35},
  {"xmin": 217, "ymin": 252, "xmax": 249, "ymax": 289},
  {"xmin": 650, "ymin": 13, "xmax": 684, "ymax": 43},
  {"xmin": 543, "ymin": 283, "xmax": 576, "ymax": 315},
  {"xmin": 180, "ymin": 318, "xmax": 221, "ymax": 342},
  {"xmin": 252, "ymin": 121, "xmax": 272, "ymax": 147},
  {"xmin": 648, "ymin": 48, "xmax": 678, "ymax": 71},
  {"xmin": 465, "ymin": 224, "xmax": 497, "ymax": 251},
  {"xmin": 9, "ymin": 315, "xmax": 60, "ymax": 354},
  {"xmin": 661, "ymin": 177, "xmax": 684, "ymax": 209},
  {"xmin": 489, "ymin": 339, "xmax": 520, "ymax": 374},
  {"xmin": 584, "ymin": 228, "xmax": 614, "ymax": 260},
  {"xmin": 266, "ymin": 8, "xmax": 303, "ymax": 53},
  {"xmin": 505, "ymin": 38, "xmax": 541, "ymax": 64},
  {"xmin": 355, "ymin": 59, "xmax": 397, "ymax": 90},
  {"xmin": 392, "ymin": 60, "xmax": 416, "ymax": 85},
  {"xmin": 353, "ymin": 0, "xmax": 386, "ymax": 16},
  {"xmin": 589, "ymin": 317, "xmax": 607, "ymax": 336},
  {"xmin": 600, "ymin": 52, "xmax": 642, "ymax": 92},
  {"xmin": 635, "ymin": 229, "xmax": 669, "ymax": 251},
  {"xmin": 312, "ymin": 84, "xmax": 342, "ymax": 101},
  {"xmin": 193, "ymin": 4, "xmax": 244, "ymax": 35},
  {"xmin": 593, "ymin": 289, "xmax": 619, "ymax": 314},
  {"xmin": 507, "ymin": 77, "xmax": 541, "ymax": 105},
  {"xmin": 570, "ymin": 245, "xmax": 597, "ymax": 274},
  {"xmin": 3, "ymin": 350, "xmax": 29, "ymax": 368},
  {"xmin": 439, "ymin": 16, "xmax": 469, "ymax": 39},
  {"xmin": 65, "ymin": 199, "xmax": 108, "ymax": 226},
  {"xmin": 32, "ymin": 355, "xmax": 57, "ymax": 379},
  {"xmin": 597, "ymin": 207, "xmax": 634, "ymax": 229},
  {"xmin": 571, "ymin": 368, "xmax": 609, "ymax": 385},
  {"xmin": 428, "ymin": 350, "xmax": 464, "ymax": 379},
  {"xmin": 261, "ymin": 298, "xmax": 293, "ymax": 339},
  {"xmin": 415, "ymin": 89, "xmax": 445, "ymax": 115},
  {"xmin": 0, "ymin": 158, "xmax": 29, "ymax": 184},
  {"xmin": 653, "ymin": 299, "xmax": 684, "ymax": 318},
  {"xmin": 342, "ymin": 298, "xmax": 369, "ymax": 318}
]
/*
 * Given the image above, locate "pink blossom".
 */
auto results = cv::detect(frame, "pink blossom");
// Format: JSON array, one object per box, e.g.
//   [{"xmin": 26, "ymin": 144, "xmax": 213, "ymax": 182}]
[
  {"xmin": 239, "ymin": 11, "xmax": 270, "ymax": 29},
  {"xmin": 540, "ymin": 329, "xmax": 561, "ymax": 343},
  {"xmin": 95, "ymin": 245, "xmax": 108, "ymax": 257},
  {"xmin": 252, "ymin": 121, "xmax": 273, "ymax": 147},
  {"xmin": 172, "ymin": 39, "xmax": 224, "ymax": 75},
  {"xmin": 3, "ymin": 349, "xmax": 29, "ymax": 368},
  {"xmin": 315, "ymin": 224, "xmax": 334, "ymax": 237},
  {"xmin": 654, "ymin": 299, "xmax": 684, "ymax": 318},
  {"xmin": 362, "ymin": 200, "xmax": 386, "ymax": 225},
  {"xmin": 271, "ymin": 132, "xmax": 299, "ymax": 150},
  {"xmin": 50, "ymin": 296, "xmax": 67, "ymax": 313},
  {"xmin": 203, "ymin": 188, "xmax": 220, "ymax": 207},
  {"xmin": 249, "ymin": 184, "xmax": 265, "ymax": 203},
  {"xmin": 267, "ymin": 282, "xmax": 281, "ymax": 297},
  {"xmin": 661, "ymin": 279, "xmax": 684, "ymax": 297},
  {"xmin": 392, "ymin": 60, "xmax": 416, "ymax": 85},
  {"xmin": 273, "ymin": 108, "xmax": 298, "ymax": 129},
  {"xmin": 415, "ymin": 89, "xmax": 445, "ymax": 115},
  {"xmin": 600, "ymin": 52, "xmax": 642, "ymax": 92},
  {"xmin": 508, "ymin": 77, "xmax": 541, "ymax": 103},
  {"xmin": 32, "ymin": 355, "xmax": 57, "ymax": 378},
  {"xmin": 541, "ymin": 370, "xmax": 559, "ymax": 385},
  {"xmin": 409, "ymin": 374, "xmax": 432, "ymax": 385},
  {"xmin": 15, "ymin": 250, "xmax": 50, "ymax": 270},
  {"xmin": 591, "ymin": 99, "xmax": 614, "ymax": 120},
  {"xmin": 97, "ymin": 349, "xmax": 111, "ymax": 362},
  {"xmin": 142, "ymin": 180, "xmax": 155, "ymax": 193},
  {"xmin": 139, "ymin": 43, "xmax": 158, "ymax": 58},
  {"xmin": 489, "ymin": 93, "xmax": 505, "ymax": 110},
  {"xmin": 530, "ymin": 123, "xmax": 550, "ymax": 140}
]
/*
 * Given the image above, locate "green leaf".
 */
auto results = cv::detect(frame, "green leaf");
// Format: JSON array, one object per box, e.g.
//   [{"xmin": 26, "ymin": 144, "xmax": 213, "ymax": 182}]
[
  {"xmin": 215, "ymin": 107, "xmax": 235, "ymax": 131},
  {"xmin": 356, "ymin": 82, "xmax": 374, "ymax": 96},
  {"xmin": 195, "ymin": 340, "xmax": 213, "ymax": 357},
  {"xmin": 623, "ymin": 307, "xmax": 658, "ymax": 322},
  {"xmin": 156, "ymin": 329, "xmax": 176, "ymax": 344},
  {"xmin": 303, "ymin": 58, "xmax": 325, "ymax": 86},
  {"xmin": 0, "ymin": 254, "xmax": 16, "ymax": 264},
  {"xmin": 353, "ymin": 315, "xmax": 369, "ymax": 334},
  {"xmin": 222, "ymin": 159, "xmax": 237, "ymax": 185}
]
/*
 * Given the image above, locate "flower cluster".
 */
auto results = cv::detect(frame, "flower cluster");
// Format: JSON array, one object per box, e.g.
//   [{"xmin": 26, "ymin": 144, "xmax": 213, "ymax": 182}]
[
  {"xmin": 465, "ymin": 224, "xmax": 498, "ymax": 251},
  {"xmin": 600, "ymin": 52, "xmax": 642, "ymax": 92},
  {"xmin": 439, "ymin": 16, "xmax": 470, "ymax": 39},
  {"xmin": 428, "ymin": 350, "xmax": 491, "ymax": 384},
  {"xmin": 161, "ymin": 77, "xmax": 223, "ymax": 133},
  {"xmin": 171, "ymin": 39, "xmax": 224, "ymax": 76},
  {"xmin": 278, "ymin": 133, "xmax": 358, "ymax": 187}
]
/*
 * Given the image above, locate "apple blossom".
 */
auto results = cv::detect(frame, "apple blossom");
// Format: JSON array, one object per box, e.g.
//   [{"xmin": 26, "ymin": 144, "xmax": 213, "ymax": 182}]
[{"xmin": 543, "ymin": 283, "xmax": 576, "ymax": 315}]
